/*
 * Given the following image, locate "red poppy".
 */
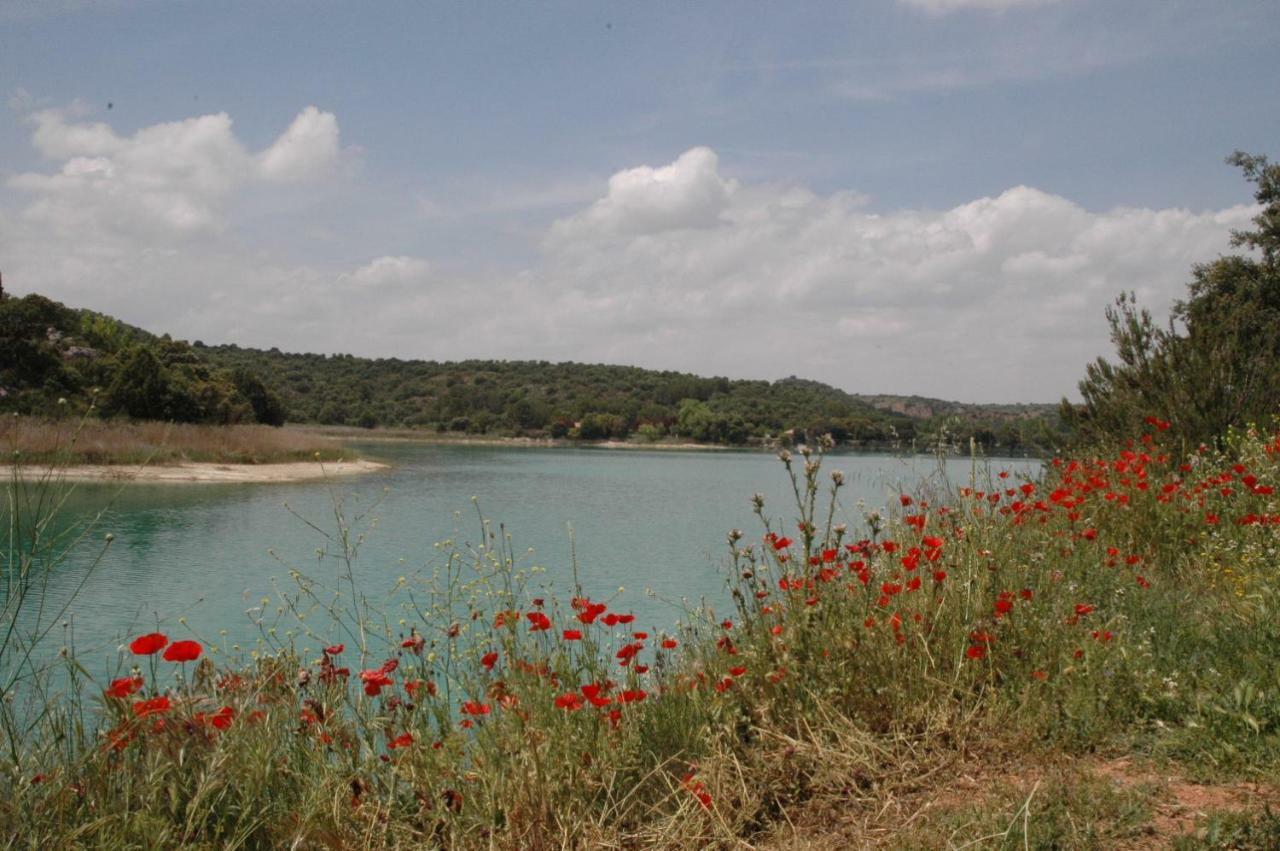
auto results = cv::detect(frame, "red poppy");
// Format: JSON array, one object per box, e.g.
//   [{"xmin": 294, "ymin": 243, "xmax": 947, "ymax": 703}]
[
  {"xmin": 324, "ymin": 643, "xmax": 345, "ymax": 656},
  {"xmin": 401, "ymin": 634, "xmax": 425, "ymax": 652},
  {"xmin": 619, "ymin": 688, "xmax": 647, "ymax": 703},
  {"xmin": 461, "ymin": 700, "xmax": 491, "ymax": 716},
  {"xmin": 481, "ymin": 651, "xmax": 499, "ymax": 671},
  {"xmin": 562, "ymin": 629, "xmax": 583, "ymax": 641},
  {"xmin": 728, "ymin": 666, "xmax": 747, "ymax": 678},
  {"xmin": 162, "ymin": 640, "xmax": 202, "ymax": 663},
  {"xmin": 388, "ymin": 732, "xmax": 414, "ymax": 749},
  {"xmin": 361, "ymin": 672, "xmax": 393, "ymax": 697},
  {"xmin": 129, "ymin": 633, "xmax": 169, "ymax": 655},
  {"xmin": 105, "ymin": 676, "xmax": 144, "ymax": 699},
  {"xmin": 581, "ymin": 683, "xmax": 612, "ymax": 707},
  {"xmin": 1074, "ymin": 604, "xmax": 1094, "ymax": 616},
  {"xmin": 966, "ymin": 646, "xmax": 986, "ymax": 660},
  {"xmin": 554, "ymin": 692, "xmax": 583, "ymax": 711},
  {"xmin": 661, "ymin": 638, "xmax": 678, "ymax": 649},
  {"xmin": 132, "ymin": 695, "xmax": 172, "ymax": 717},
  {"xmin": 526, "ymin": 611, "xmax": 552, "ymax": 632}
]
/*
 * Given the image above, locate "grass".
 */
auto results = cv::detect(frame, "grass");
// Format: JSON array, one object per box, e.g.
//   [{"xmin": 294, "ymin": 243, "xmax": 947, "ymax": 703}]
[
  {"xmin": 1, "ymin": 415, "xmax": 356, "ymax": 465},
  {"xmin": 2, "ymin": 422, "xmax": 1279, "ymax": 847}
]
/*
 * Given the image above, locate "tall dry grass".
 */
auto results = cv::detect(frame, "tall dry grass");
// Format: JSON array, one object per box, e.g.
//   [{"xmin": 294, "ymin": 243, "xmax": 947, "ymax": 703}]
[{"xmin": 1, "ymin": 416, "xmax": 353, "ymax": 465}]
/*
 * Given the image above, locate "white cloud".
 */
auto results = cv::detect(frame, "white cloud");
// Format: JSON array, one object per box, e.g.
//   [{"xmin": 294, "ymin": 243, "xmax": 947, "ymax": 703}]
[
  {"xmin": 529, "ymin": 148, "xmax": 1252, "ymax": 401},
  {"xmin": 8, "ymin": 105, "xmax": 339, "ymax": 243},
  {"xmin": 258, "ymin": 106, "xmax": 340, "ymax": 182},
  {"xmin": 0, "ymin": 117, "xmax": 1257, "ymax": 402},
  {"xmin": 549, "ymin": 147, "xmax": 736, "ymax": 240},
  {"xmin": 898, "ymin": 0, "xmax": 1062, "ymax": 14},
  {"xmin": 347, "ymin": 255, "xmax": 433, "ymax": 290}
]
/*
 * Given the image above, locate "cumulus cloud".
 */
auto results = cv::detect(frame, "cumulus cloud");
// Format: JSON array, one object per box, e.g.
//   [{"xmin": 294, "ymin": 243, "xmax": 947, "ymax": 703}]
[
  {"xmin": 549, "ymin": 147, "xmax": 736, "ymax": 241},
  {"xmin": 0, "ymin": 116, "xmax": 1256, "ymax": 402},
  {"xmin": 8, "ymin": 105, "xmax": 339, "ymax": 242},
  {"xmin": 258, "ymin": 106, "xmax": 341, "ymax": 182},
  {"xmin": 530, "ymin": 148, "xmax": 1252, "ymax": 401}
]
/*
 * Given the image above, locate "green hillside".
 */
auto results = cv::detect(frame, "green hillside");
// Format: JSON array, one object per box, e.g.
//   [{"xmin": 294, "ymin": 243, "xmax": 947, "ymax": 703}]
[{"xmin": 0, "ymin": 290, "xmax": 1061, "ymax": 451}]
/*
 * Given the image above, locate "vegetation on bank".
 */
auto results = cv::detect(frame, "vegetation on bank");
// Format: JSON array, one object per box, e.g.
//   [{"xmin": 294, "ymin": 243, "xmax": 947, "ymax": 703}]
[
  {"xmin": 0, "ymin": 291, "xmax": 286, "ymax": 427},
  {"xmin": 0, "ymin": 289, "xmax": 1060, "ymax": 454},
  {"xmin": 4, "ymin": 419, "xmax": 1280, "ymax": 848},
  {"xmin": 1061, "ymin": 152, "xmax": 1280, "ymax": 453},
  {"xmin": 195, "ymin": 348, "xmax": 1060, "ymax": 452},
  {"xmin": 1, "ymin": 417, "xmax": 354, "ymax": 466}
]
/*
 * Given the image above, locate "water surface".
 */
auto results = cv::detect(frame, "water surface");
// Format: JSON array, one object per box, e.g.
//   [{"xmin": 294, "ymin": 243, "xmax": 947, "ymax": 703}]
[{"xmin": 20, "ymin": 444, "xmax": 1039, "ymax": 673}]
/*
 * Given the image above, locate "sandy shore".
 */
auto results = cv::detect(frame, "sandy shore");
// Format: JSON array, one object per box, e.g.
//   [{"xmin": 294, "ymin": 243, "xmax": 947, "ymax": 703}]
[{"xmin": 14, "ymin": 458, "xmax": 389, "ymax": 484}]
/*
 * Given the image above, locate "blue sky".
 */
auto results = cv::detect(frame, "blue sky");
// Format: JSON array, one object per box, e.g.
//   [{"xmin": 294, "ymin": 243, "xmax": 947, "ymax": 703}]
[{"xmin": 2, "ymin": 0, "xmax": 1277, "ymax": 401}]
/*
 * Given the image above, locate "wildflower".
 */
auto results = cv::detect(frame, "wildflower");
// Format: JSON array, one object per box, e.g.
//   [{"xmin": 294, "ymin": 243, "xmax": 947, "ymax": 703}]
[
  {"xmin": 581, "ymin": 683, "xmax": 611, "ymax": 707},
  {"xmin": 361, "ymin": 671, "xmax": 393, "ymax": 697},
  {"xmin": 129, "ymin": 633, "xmax": 168, "ymax": 655},
  {"xmin": 555, "ymin": 692, "xmax": 584, "ymax": 711},
  {"xmin": 481, "ymin": 651, "xmax": 499, "ymax": 671},
  {"xmin": 728, "ymin": 666, "xmax": 747, "ymax": 678},
  {"xmin": 966, "ymin": 646, "xmax": 987, "ymax": 660},
  {"xmin": 461, "ymin": 700, "xmax": 491, "ymax": 716},
  {"xmin": 661, "ymin": 638, "xmax": 678, "ymax": 649},
  {"xmin": 132, "ymin": 695, "xmax": 172, "ymax": 718},
  {"xmin": 324, "ymin": 643, "xmax": 345, "ymax": 656},
  {"xmin": 162, "ymin": 640, "xmax": 202, "ymax": 663},
  {"xmin": 563, "ymin": 629, "xmax": 583, "ymax": 641},
  {"xmin": 1074, "ymin": 604, "xmax": 1095, "ymax": 616},
  {"xmin": 527, "ymin": 611, "xmax": 552, "ymax": 631},
  {"xmin": 105, "ymin": 676, "xmax": 144, "ymax": 699},
  {"xmin": 401, "ymin": 633, "xmax": 425, "ymax": 652},
  {"xmin": 1136, "ymin": 575, "xmax": 1151, "ymax": 589},
  {"xmin": 388, "ymin": 732, "xmax": 414, "ymax": 749}
]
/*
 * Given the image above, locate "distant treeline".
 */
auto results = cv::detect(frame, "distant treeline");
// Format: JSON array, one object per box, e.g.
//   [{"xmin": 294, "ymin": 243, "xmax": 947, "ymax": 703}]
[
  {"xmin": 0, "ymin": 291, "xmax": 1062, "ymax": 451},
  {"xmin": 194, "ymin": 346, "xmax": 1060, "ymax": 451}
]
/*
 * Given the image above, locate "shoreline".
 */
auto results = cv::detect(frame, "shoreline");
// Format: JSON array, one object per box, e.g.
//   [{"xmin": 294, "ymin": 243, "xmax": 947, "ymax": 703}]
[
  {"xmin": 303, "ymin": 427, "xmax": 731, "ymax": 452},
  {"xmin": 11, "ymin": 458, "xmax": 389, "ymax": 484}
]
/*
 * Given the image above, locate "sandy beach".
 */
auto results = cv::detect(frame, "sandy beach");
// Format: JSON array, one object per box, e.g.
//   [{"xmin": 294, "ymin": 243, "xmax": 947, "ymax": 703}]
[{"xmin": 13, "ymin": 458, "xmax": 389, "ymax": 484}]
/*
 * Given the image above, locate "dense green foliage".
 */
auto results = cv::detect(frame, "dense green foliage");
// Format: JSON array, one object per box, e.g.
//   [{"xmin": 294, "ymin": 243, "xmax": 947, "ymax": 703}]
[
  {"xmin": 197, "ymin": 345, "xmax": 1057, "ymax": 450},
  {"xmin": 1063, "ymin": 151, "xmax": 1280, "ymax": 451},
  {"xmin": 0, "ymin": 293, "xmax": 284, "ymax": 427},
  {"xmin": 0, "ymin": 293, "xmax": 1057, "ymax": 450}
]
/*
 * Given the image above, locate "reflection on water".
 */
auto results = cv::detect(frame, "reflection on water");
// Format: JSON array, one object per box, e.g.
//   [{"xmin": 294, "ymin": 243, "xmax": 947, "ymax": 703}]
[{"xmin": 7, "ymin": 444, "xmax": 1041, "ymax": 675}]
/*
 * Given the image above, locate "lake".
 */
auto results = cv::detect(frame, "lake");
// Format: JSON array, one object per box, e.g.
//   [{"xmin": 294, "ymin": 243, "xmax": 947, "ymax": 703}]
[{"xmin": 18, "ymin": 443, "xmax": 1040, "ymax": 676}]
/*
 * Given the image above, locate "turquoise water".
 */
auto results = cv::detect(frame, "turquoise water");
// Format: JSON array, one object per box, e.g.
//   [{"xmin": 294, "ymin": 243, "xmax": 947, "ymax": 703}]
[{"xmin": 16, "ymin": 444, "xmax": 1039, "ymax": 675}]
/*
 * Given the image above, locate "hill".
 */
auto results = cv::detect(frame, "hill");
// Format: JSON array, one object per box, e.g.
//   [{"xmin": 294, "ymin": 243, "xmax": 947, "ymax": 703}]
[{"xmin": 0, "ymin": 291, "xmax": 1061, "ymax": 451}]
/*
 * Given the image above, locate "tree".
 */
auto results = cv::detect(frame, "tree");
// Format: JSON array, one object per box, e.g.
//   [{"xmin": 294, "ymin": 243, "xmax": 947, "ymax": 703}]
[
  {"xmin": 1063, "ymin": 152, "xmax": 1280, "ymax": 450},
  {"xmin": 231, "ymin": 367, "xmax": 288, "ymax": 426}
]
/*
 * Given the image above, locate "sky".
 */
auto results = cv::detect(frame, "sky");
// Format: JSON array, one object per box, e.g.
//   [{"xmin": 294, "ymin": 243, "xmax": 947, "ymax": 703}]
[{"xmin": 1, "ymin": 0, "xmax": 1277, "ymax": 403}]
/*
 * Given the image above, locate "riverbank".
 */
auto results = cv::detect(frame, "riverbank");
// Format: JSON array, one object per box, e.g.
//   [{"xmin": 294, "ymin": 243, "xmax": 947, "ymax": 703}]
[
  {"xmin": 1, "ymin": 417, "xmax": 357, "ymax": 466},
  {"xmin": 299, "ymin": 425, "xmax": 731, "ymax": 451},
  {"xmin": 14, "ymin": 457, "xmax": 389, "ymax": 484}
]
